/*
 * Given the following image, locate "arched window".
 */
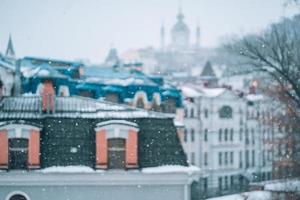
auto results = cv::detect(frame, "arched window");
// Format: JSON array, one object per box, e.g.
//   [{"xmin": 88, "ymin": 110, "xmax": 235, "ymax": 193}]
[
  {"xmin": 151, "ymin": 93, "xmax": 161, "ymax": 112},
  {"xmin": 0, "ymin": 122, "xmax": 41, "ymax": 170},
  {"xmin": 219, "ymin": 106, "xmax": 233, "ymax": 118},
  {"xmin": 136, "ymin": 97, "xmax": 145, "ymax": 109},
  {"xmin": 9, "ymin": 194, "xmax": 27, "ymax": 200},
  {"xmin": 105, "ymin": 93, "xmax": 120, "ymax": 103}
]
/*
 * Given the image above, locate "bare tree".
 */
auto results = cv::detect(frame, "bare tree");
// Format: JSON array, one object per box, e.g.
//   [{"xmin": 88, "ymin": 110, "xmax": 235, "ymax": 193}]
[{"xmin": 225, "ymin": 14, "xmax": 300, "ymax": 177}]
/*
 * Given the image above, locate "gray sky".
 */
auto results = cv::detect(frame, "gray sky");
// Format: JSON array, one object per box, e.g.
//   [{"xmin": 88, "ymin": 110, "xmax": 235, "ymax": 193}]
[{"xmin": 0, "ymin": 0, "xmax": 298, "ymax": 63}]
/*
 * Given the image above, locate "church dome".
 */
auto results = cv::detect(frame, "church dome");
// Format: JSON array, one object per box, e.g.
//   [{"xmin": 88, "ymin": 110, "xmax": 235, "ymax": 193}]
[
  {"xmin": 171, "ymin": 12, "xmax": 190, "ymax": 34},
  {"xmin": 170, "ymin": 10, "xmax": 190, "ymax": 49}
]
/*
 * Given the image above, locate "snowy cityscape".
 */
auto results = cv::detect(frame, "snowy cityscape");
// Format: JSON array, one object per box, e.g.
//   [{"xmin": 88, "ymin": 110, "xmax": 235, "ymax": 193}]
[{"xmin": 0, "ymin": 0, "xmax": 300, "ymax": 200}]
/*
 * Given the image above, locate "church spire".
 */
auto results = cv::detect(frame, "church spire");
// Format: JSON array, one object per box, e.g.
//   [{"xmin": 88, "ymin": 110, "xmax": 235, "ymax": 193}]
[
  {"xmin": 195, "ymin": 23, "xmax": 201, "ymax": 47},
  {"xmin": 177, "ymin": 5, "xmax": 184, "ymax": 21},
  {"xmin": 5, "ymin": 34, "xmax": 16, "ymax": 58},
  {"xmin": 160, "ymin": 22, "xmax": 165, "ymax": 50}
]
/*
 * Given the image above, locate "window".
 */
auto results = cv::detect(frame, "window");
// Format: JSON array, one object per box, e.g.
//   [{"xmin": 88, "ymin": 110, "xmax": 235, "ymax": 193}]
[
  {"xmin": 203, "ymin": 178, "xmax": 208, "ymax": 191},
  {"xmin": 225, "ymin": 176, "xmax": 228, "ymax": 190},
  {"xmin": 230, "ymin": 175, "xmax": 234, "ymax": 187},
  {"xmin": 190, "ymin": 108, "xmax": 194, "ymax": 118},
  {"xmin": 262, "ymin": 150, "xmax": 266, "ymax": 166},
  {"xmin": 218, "ymin": 177, "xmax": 223, "ymax": 190},
  {"xmin": 204, "ymin": 129, "xmax": 208, "ymax": 142},
  {"xmin": 191, "ymin": 152, "xmax": 195, "ymax": 165},
  {"xmin": 6, "ymin": 192, "xmax": 29, "ymax": 200},
  {"xmin": 239, "ymin": 151, "xmax": 243, "ymax": 168},
  {"xmin": 224, "ymin": 129, "xmax": 228, "ymax": 141},
  {"xmin": 245, "ymin": 150, "xmax": 249, "ymax": 168},
  {"xmin": 204, "ymin": 109, "xmax": 208, "ymax": 118},
  {"xmin": 9, "ymin": 138, "xmax": 28, "ymax": 170},
  {"xmin": 204, "ymin": 152, "xmax": 208, "ymax": 166},
  {"xmin": 58, "ymin": 85, "xmax": 70, "ymax": 97},
  {"xmin": 225, "ymin": 152, "xmax": 228, "ymax": 166},
  {"xmin": 105, "ymin": 93, "xmax": 120, "ymax": 103},
  {"xmin": 184, "ymin": 108, "xmax": 188, "ymax": 117},
  {"xmin": 219, "ymin": 129, "xmax": 222, "ymax": 142},
  {"xmin": 184, "ymin": 129, "xmax": 188, "ymax": 142},
  {"xmin": 245, "ymin": 128, "xmax": 249, "ymax": 145},
  {"xmin": 136, "ymin": 97, "xmax": 145, "ymax": 109},
  {"xmin": 252, "ymin": 150, "xmax": 255, "ymax": 167},
  {"xmin": 230, "ymin": 152, "xmax": 234, "ymax": 165},
  {"xmin": 219, "ymin": 106, "xmax": 233, "ymax": 118},
  {"xmin": 163, "ymin": 98, "xmax": 176, "ymax": 113},
  {"xmin": 79, "ymin": 90, "xmax": 95, "ymax": 98},
  {"xmin": 219, "ymin": 152, "xmax": 223, "ymax": 166},
  {"xmin": 230, "ymin": 129, "xmax": 234, "ymax": 141},
  {"xmin": 239, "ymin": 128, "xmax": 243, "ymax": 141},
  {"xmin": 191, "ymin": 129, "xmax": 195, "ymax": 142},
  {"xmin": 95, "ymin": 120, "xmax": 139, "ymax": 169},
  {"xmin": 108, "ymin": 138, "xmax": 126, "ymax": 169},
  {"xmin": 251, "ymin": 128, "xmax": 255, "ymax": 145}
]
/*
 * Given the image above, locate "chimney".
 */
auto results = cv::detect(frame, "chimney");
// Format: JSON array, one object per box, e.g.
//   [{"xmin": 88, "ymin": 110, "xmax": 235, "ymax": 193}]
[
  {"xmin": 41, "ymin": 80, "xmax": 55, "ymax": 113},
  {"xmin": 249, "ymin": 80, "xmax": 258, "ymax": 94}
]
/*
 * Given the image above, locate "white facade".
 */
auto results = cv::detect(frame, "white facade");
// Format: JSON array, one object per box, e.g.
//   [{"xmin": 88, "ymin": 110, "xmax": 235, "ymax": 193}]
[{"xmin": 181, "ymin": 86, "xmax": 274, "ymax": 196}]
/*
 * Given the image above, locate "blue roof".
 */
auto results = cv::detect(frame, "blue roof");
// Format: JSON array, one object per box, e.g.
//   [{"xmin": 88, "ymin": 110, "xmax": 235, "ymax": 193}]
[{"xmin": 84, "ymin": 67, "xmax": 157, "ymax": 86}]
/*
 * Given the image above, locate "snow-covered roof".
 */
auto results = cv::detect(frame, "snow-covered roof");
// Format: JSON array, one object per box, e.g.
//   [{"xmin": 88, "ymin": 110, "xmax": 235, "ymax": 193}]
[
  {"xmin": 84, "ymin": 66, "xmax": 158, "ymax": 87},
  {"xmin": 180, "ymin": 86, "xmax": 201, "ymax": 98},
  {"xmin": 0, "ymin": 96, "xmax": 173, "ymax": 119},
  {"xmin": 246, "ymin": 94, "xmax": 264, "ymax": 102},
  {"xmin": 0, "ymin": 54, "xmax": 15, "ymax": 71},
  {"xmin": 22, "ymin": 65, "xmax": 68, "ymax": 79},
  {"xmin": 200, "ymin": 87, "xmax": 226, "ymax": 98},
  {"xmin": 263, "ymin": 179, "xmax": 300, "ymax": 192}
]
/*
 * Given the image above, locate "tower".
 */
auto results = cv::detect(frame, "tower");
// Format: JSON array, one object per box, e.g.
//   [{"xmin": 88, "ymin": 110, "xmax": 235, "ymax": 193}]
[
  {"xmin": 170, "ymin": 7, "xmax": 190, "ymax": 49},
  {"xmin": 5, "ymin": 34, "xmax": 16, "ymax": 58},
  {"xmin": 195, "ymin": 23, "xmax": 200, "ymax": 48},
  {"xmin": 160, "ymin": 23, "xmax": 165, "ymax": 50}
]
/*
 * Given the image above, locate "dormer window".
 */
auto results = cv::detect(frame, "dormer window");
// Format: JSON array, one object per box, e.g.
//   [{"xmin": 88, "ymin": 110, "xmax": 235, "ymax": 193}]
[
  {"xmin": 0, "ymin": 122, "xmax": 41, "ymax": 170},
  {"xmin": 94, "ymin": 120, "xmax": 139, "ymax": 170},
  {"xmin": 105, "ymin": 93, "xmax": 120, "ymax": 103}
]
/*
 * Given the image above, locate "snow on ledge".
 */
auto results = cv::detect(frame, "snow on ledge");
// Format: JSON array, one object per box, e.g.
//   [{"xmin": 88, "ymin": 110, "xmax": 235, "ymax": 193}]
[
  {"xmin": 41, "ymin": 166, "xmax": 102, "ymax": 173},
  {"xmin": 207, "ymin": 191, "xmax": 271, "ymax": 200},
  {"xmin": 142, "ymin": 165, "xmax": 200, "ymax": 175},
  {"xmin": 264, "ymin": 179, "xmax": 300, "ymax": 192}
]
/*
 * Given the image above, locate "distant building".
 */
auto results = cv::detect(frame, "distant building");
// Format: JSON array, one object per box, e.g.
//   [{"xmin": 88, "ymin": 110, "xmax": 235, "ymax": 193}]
[
  {"xmin": 121, "ymin": 9, "xmax": 219, "ymax": 75},
  {"xmin": 0, "ymin": 35, "xmax": 17, "ymax": 96},
  {"xmin": 179, "ymin": 66, "xmax": 277, "ymax": 198},
  {"xmin": 0, "ymin": 54, "xmax": 15, "ymax": 96}
]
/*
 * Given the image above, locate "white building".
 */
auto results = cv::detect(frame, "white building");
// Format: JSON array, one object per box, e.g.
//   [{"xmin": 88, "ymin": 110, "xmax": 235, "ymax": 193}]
[{"xmin": 180, "ymin": 85, "xmax": 275, "ymax": 198}]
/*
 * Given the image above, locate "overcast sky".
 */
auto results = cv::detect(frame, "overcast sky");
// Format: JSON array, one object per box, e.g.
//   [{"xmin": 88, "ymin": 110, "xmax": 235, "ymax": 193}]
[{"xmin": 0, "ymin": 0, "xmax": 298, "ymax": 63}]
